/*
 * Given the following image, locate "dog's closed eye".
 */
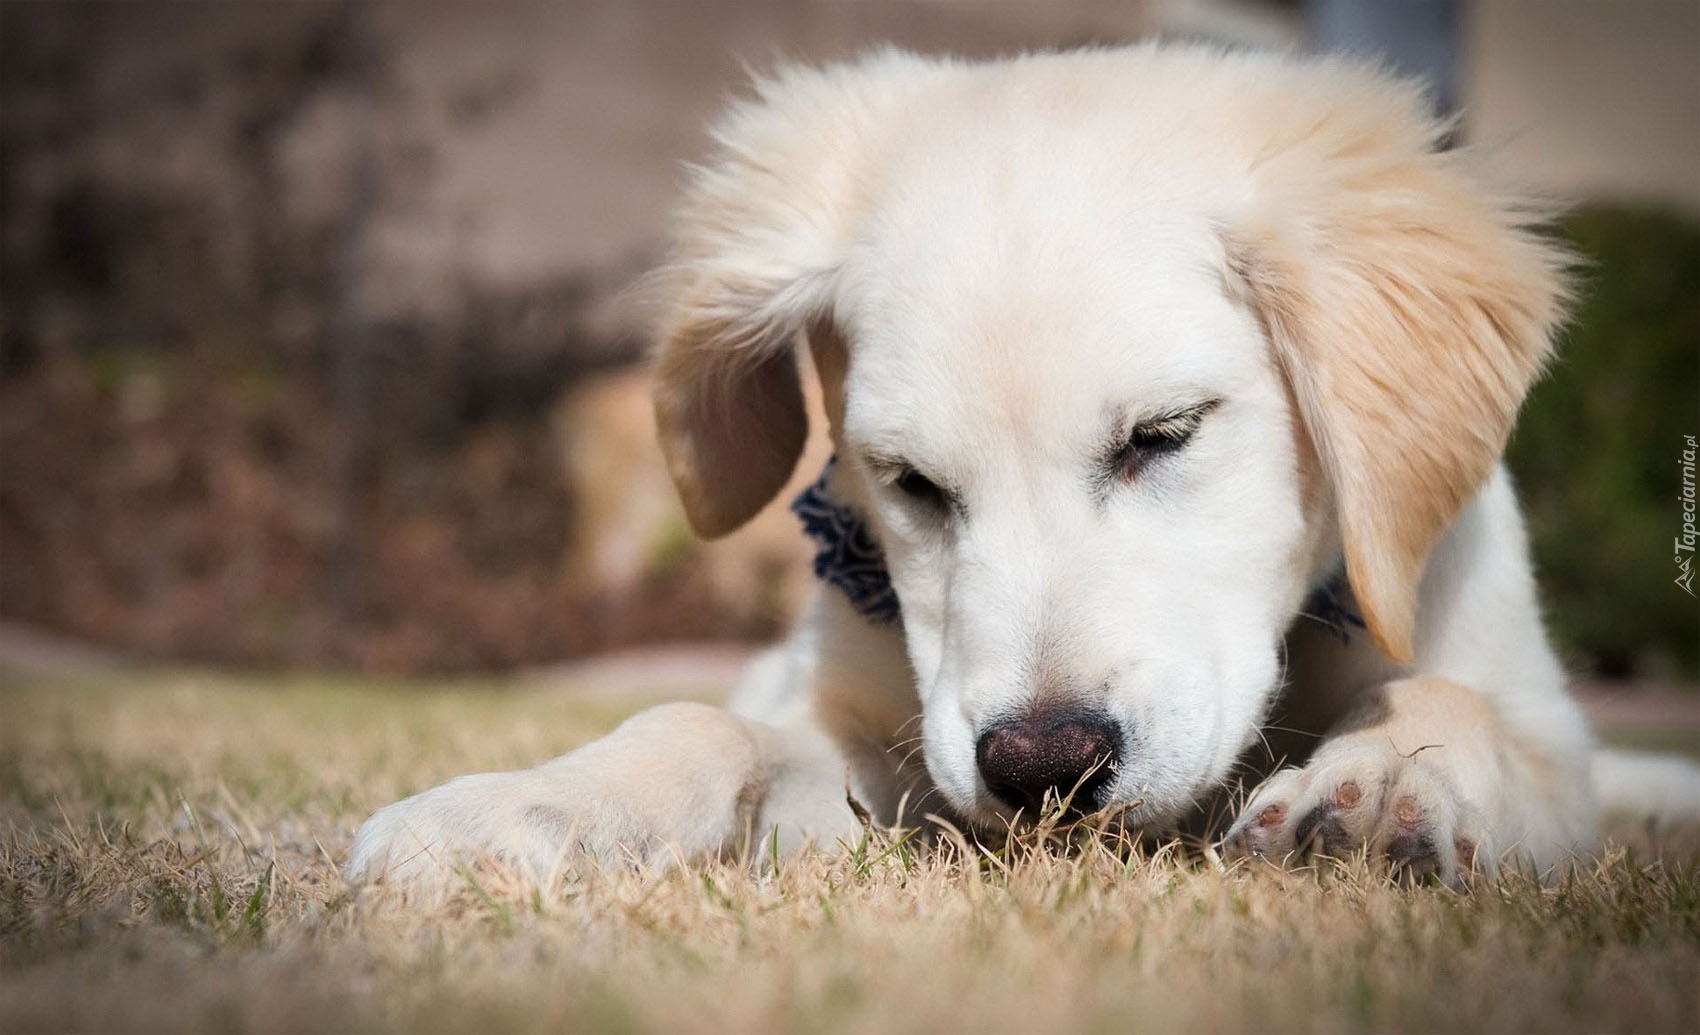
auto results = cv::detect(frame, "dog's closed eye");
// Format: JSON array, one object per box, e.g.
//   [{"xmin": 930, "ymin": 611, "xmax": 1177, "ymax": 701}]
[
  {"xmin": 870, "ymin": 458, "xmax": 958, "ymax": 517},
  {"xmin": 1110, "ymin": 400, "xmax": 1219, "ymax": 483},
  {"xmin": 895, "ymin": 467, "xmax": 948, "ymax": 508}
]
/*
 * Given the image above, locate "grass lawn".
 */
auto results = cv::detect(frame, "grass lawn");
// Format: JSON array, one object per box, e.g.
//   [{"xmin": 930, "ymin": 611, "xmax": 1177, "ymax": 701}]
[{"xmin": 2, "ymin": 665, "xmax": 1698, "ymax": 1034}]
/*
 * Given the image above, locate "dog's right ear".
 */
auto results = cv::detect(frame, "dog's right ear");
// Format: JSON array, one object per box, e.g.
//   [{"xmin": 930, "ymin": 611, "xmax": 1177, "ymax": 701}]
[{"xmin": 651, "ymin": 57, "xmax": 925, "ymax": 538}]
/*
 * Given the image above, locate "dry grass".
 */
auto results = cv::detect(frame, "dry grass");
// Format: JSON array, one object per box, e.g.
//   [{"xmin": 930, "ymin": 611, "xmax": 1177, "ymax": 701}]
[{"xmin": 2, "ymin": 667, "xmax": 1698, "ymax": 1034}]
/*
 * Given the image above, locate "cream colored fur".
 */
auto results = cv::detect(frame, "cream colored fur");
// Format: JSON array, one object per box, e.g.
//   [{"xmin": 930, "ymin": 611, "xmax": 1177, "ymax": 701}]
[{"xmin": 349, "ymin": 44, "xmax": 1698, "ymax": 889}]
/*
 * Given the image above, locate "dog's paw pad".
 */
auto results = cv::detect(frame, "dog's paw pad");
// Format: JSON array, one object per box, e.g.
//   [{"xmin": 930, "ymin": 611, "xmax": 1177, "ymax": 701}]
[
  {"xmin": 1391, "ymin": 794, "xmax": 1425, "ymax": 828},
  {"xmin": 1333, "ymin": 780, "xmax": 1363, "ymax": 808},
  {"xmin": 1453, "ymin": 837, "xmax": 1478, "ymax": 871},
  {"xmin": 1292, "ymin": 802, "xmax": 1351, "ymax": 856},
  {"xmin": 1384, "ymin": 831, "xmax": 1441, "ymax": 882}
]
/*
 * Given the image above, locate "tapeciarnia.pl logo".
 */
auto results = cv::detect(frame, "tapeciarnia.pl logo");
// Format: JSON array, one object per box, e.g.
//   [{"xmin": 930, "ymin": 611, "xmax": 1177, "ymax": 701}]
[{"xmin": 1678, "ymin": 433, "xmax": 1698, "ymax": 597}]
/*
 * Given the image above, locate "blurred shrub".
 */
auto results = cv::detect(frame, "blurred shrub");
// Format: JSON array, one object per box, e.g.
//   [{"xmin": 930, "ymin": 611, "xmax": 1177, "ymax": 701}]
[{"xmin": 1508, "ymin": 205, "xmax": 1700, "ymax": 679}]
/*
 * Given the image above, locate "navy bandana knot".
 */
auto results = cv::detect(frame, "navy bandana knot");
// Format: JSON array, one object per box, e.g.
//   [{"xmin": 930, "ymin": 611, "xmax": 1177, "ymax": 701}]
[
  {"xmin": 791, "ymin": 457, "xmax": 902, "ymax": 624},
  {"xmin": 792, "ymin": 456, "xmax": 1364, "ymax": 641},
  {"xmin": 1303, "ymin": 571, "xmax": 1368, "ymax": 645}
]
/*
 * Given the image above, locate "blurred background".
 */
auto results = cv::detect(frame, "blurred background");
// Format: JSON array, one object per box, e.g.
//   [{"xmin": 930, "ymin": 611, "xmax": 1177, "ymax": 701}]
[{"xmin": 2, "ymin": 0, "xmax": 1696, "ymax": 683}]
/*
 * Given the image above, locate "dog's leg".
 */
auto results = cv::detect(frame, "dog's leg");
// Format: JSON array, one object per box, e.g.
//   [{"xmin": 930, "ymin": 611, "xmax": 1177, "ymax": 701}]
[
  {"xmin": 1224, "ymin": 676, "xmax": 1595, "ymax": 884},
  {"xmin": 1225, "ymin": 471, "xmax": 1600, "ymax": 884},
  {"xmin": 346, "ymin": 702, "xmax": 862, "ymax": 885}
]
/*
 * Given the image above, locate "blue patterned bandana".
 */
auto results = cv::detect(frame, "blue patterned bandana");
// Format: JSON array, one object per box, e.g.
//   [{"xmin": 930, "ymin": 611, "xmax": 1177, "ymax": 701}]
[
  {"xmin": 792, "ymin": 456, "xmax": 1365, "ymax": 641},
  {"xmin": 1303, "ymin": 570, "xmax": 1368, "ymax": 644},
  {"xmin": 791, "ymin": 457, "xmax": 902, "ymax": 624}
]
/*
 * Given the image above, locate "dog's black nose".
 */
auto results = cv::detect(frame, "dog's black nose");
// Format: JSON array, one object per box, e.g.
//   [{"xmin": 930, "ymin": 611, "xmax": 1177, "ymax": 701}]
[{"xmin": 975, "ymin": 710, "xmax": 1122, "ymax": 814}]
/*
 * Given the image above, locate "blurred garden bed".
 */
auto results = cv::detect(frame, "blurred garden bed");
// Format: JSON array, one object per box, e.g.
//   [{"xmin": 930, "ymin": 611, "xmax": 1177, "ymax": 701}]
[{"xmin": 0, "ymin": 353, "xmax": 800, "ymax": 671}]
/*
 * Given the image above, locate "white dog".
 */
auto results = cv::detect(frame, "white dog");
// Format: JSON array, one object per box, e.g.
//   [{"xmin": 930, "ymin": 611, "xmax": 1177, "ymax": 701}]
[{"xmin": 348, "ymin": 44, "xmax": 1695, "ymax": 888}]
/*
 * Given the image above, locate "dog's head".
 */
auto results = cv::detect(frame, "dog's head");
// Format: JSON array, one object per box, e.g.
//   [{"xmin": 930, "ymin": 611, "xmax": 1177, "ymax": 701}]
[{"xmin": 649, "ymin": 47, "xmax": 1569, "ymax": 827}]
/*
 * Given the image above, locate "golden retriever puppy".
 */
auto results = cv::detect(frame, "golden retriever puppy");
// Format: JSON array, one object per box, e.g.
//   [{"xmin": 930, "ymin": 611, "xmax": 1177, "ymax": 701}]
[{"xmin": 349, "ymin": 44, "xmax": 1698, "ymax": 887}]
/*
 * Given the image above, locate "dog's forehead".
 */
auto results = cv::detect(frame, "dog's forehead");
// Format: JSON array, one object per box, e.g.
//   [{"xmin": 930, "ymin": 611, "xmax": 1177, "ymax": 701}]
[{"xmin": 832, "ymin": 148, "xmax": 1255, "ymax": 446}]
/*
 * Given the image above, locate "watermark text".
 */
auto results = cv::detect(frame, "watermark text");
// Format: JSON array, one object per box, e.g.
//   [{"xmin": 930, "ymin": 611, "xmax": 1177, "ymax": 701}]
[{"xmin": 1678, "ymin": 433, "xmax": 1697, "ymax": 596}]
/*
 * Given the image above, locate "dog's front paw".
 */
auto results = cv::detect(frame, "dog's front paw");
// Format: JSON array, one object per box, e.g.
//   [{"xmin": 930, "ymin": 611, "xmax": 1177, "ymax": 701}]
[
  {"xmin": 346, "ymin": 703, "xmax": 769, "ymax": 886},
  {"xmin": 1224, "ymin": 732, "xmax": 1491, "ymax": 885},
  {"xmin": 1223, "ymin": 678, "xmax": 1577, "ymax": 885},
  {"xmin": 346, "ymin": 771, "xmax": 559, "ymax": 885}
]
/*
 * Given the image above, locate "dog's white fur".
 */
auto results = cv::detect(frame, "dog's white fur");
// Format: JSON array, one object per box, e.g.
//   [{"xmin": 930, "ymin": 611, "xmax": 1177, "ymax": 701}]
[{"xmin": 348, "ymin": 45, "xmax": 1696, "ymax": 887}]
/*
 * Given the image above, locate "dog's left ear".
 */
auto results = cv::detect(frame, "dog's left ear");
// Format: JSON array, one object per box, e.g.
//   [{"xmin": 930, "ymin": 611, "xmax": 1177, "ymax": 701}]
[
  {"xmin": 1225, "ymin": 73, "xmax": 1571, "ymax": 663},
  {"xmin": 651, "ymin": 55, "xmax": 935, "ymax": 539}
]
